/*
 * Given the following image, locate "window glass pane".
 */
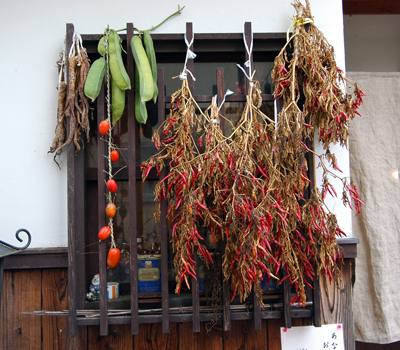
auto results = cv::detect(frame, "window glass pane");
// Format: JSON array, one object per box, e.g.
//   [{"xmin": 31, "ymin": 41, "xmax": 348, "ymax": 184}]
[{"xmin": 253, "ymin": 62, "xmax": 275, "ymax": 94}]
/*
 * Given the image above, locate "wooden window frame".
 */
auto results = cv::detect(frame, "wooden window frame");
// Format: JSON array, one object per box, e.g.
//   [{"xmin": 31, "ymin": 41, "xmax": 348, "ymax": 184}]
[{"xmin": 65, "ymin": 22, "xmax": 358, "ymax": 338}]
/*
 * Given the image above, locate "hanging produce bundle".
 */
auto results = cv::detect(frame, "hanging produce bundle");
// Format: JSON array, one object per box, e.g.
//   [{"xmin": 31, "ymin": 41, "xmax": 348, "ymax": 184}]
[
  {"xmin": 84, "ymin": 6, "xmax": 185, "ymax": 270},
  {"xmin": 83, "ymin": 5, "xmax": 184, "ymax": 125},
  {"xmin": 141, "ymin": 0, "xmax": 365, "ymax": 307},
  {"xmin": 49, "ymin": 33, "xmax": 91, "ymax": 165},
  {"xmin": 268, "ymin": 0, "xmax": 365, "ymax": 303},
  {"xmin": 218, "ymin": 82, "xmax": 278, "ymax": 303},
  {"xmin": 142, "ymin": 76, "xmax": 216, "ymax": 293}
]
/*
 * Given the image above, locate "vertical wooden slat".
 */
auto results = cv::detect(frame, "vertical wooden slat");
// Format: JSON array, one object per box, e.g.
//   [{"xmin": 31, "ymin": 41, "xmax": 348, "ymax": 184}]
[
  {"xmin": 127, "ymin": 23, "xmax": 139, "ymax": 335},
  {"xmin": 186, "ymin": 22, "xmax": 195, "ymax": 94},
  {"xmin": 253, "ymin": 292, "xmax": 262, "ymax": 330},
  {"xmin": 282, "ymin": 269, "xmax": 292, "ymax": 329},
  {"xmin": 185, "ymin": 21, "xmax": 200, "ymax": 333},
  {"xmin": 158, "ymin": 68, "xmax": 170, "ymax": 334},
  {"xmin": 244, "ymin": 22, "xmax": 252, "ymax": 94},
  {"xmin": 217, "ymin": 67, "xmax": 231, "ymax": 332},
  {"xmin": 66, "ymin": 22, "xmax": 78, "ymax": 338},
  {"xmin": 217, "ymin": 68, "xmax": 225, "ymax": 131},
  {"xmin": 97, "ymin": 80, "xmax": 108, "ymax": 336},
  {"xmin": 313, "ymin": 264, "xmax": 322, "ymax": 327},
  {"xmin": 244, "ymin": 21, "xmax": 263, "ymax": 330},
  {"xmin": 75, "ymin": 113, "xmax": 86, "ymax": 312},
  {"xmin": 64, "ymin": 24, "xmax": 86, "ymax": 314},
  {"xmin": 243, "ymin": 21, "xmax": 261, "ymax": 330}
]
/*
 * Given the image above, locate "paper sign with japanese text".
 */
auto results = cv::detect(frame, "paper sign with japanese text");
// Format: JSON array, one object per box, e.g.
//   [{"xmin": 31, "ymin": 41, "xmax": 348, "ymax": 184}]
[{"xmin": 280, "ymin": 323, "xmax": 344, "ymax": 350}]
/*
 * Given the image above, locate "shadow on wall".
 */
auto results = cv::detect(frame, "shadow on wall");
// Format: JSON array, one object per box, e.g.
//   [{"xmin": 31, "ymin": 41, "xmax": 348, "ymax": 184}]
[{"xmin": 344, "ymin": 14, "xmax": 400, "ymax": 72}]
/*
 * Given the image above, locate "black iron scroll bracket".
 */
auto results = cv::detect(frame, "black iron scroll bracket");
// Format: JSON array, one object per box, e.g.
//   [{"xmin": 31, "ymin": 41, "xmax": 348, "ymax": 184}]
[
  {"xmin": 0, "ymin": 228, "xmax": 32, "ymax": 255},
  {"xmin": 0, "ymin": 228, "xmax": 32, "ymax": 330}
]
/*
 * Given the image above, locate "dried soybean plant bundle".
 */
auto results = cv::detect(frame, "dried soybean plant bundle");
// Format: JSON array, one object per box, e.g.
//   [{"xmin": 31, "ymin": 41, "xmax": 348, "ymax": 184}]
[
  {"xmin": 218, "ymin": 81, "xmax": 278, "ymax": 303},
  {"xmin": 142, "ymin": 78, "xmax": 214, "ymax": 294},
  {"xmin": 273, "ymin": 0, "xmax": 365, "ymax": 149},
  {"xmin": 270, "ymin": 0, "xmax": 365, "ymax": 305},
  {"xmin": 268, "ymin": 102, "xmax": 319, "ymax": 306}
]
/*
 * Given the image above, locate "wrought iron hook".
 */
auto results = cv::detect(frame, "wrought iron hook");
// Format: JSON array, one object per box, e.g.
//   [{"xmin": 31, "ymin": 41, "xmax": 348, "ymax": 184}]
[{"xmin": 0, "ymin": 229, "xmax": 31, "ymax": 250}]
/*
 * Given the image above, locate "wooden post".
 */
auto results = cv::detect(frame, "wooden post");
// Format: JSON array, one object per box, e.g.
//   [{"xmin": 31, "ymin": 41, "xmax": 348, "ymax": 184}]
[
  {"xmin": 127, "ymin": 23, "xmax": 140, "ymax": 335},
  {"xmin": 217, "ymin": 67, "xmax": 231, "ymax": 332},
  {"xmin": 185, "ymin": 22, "xmax": 200, "ymax": 334},
  {"xmin": 97, "ymin": 80, "xmax": 108, "ymax": 337},
  {"xmin": 66, "ymin": 22, "xmax": 78, "ymax": 338},
  {"xmin": 158, "ymin": 67, "xmax": 170, "ymax": 334}
]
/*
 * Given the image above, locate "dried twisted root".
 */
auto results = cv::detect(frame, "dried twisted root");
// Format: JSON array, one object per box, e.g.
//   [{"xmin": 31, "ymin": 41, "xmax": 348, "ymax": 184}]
[
  {"xmin": 49, "ymin": 54, "xmax": 67, "ymax": 160},
  {"xmin": 49, "ymin": 36, "xmax": 91, "ymax": 165}
]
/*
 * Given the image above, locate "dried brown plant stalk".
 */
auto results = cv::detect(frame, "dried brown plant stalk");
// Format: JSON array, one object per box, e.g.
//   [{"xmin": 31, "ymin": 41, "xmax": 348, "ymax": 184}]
[{"xmin": 49, "ymin": 39, "xmax": 91, "ymax": 163}]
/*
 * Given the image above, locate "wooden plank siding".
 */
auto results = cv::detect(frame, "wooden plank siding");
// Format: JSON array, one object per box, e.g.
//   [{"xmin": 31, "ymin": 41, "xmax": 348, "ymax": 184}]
[
  {"xmin": 343, "ymin": 0, "xmax": 400, "ymax": 15},
  {"xmin": 0, "ymin": 260, "xmax": 367, "ymax": 350}
]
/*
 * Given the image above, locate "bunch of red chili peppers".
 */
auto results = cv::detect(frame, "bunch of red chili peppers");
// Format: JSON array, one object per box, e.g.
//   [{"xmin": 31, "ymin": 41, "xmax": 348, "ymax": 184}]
[{"xmin": 141, "ymin": 0, "xmax": 365, "ymax": 306}]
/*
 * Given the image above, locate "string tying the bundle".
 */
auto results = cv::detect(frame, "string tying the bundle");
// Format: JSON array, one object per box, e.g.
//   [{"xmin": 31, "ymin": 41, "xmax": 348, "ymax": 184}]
[{"xmin": 179, "ymin": 33, "xmax": 197, "ymax": 81}]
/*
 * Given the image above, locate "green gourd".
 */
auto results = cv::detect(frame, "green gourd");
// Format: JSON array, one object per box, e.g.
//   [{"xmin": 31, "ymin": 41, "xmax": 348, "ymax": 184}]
[
  {"xmin": 143, "ymin": 31, "xmax": 158, "ymax": 104},
  {"xmin": 135, "ymin": 66, "xmax": 148, "ymax": 124},
  {"xmin": 111, "ymin": 78, "xmax": 125, "ymax": 125},
  {"xmin": 108, "ymin": 30, "xmax": 131, "ymax": 90},
  {"xmin": 97, "ymin": 36, "xmax": 106, "ymax": 56},
  {"xmin": 130, "ymin": 35, "xmax": 154, "ymax": 103},
  {"xmin": 84, "ymin": 57, "xmax": 106, "ymax": 102}
]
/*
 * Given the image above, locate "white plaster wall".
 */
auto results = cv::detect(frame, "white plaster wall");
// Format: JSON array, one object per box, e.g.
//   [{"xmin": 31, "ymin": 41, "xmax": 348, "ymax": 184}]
[
  {"xmin": 344, "ymin": 15, "xmax": 400, "ymax": 72},
  {"xmin": 0, "ymin": 0, "xmax": 349, "ymax": 248}
]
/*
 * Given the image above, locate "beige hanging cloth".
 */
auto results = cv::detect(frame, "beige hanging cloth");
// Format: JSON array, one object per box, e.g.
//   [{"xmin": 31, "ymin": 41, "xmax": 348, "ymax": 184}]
[{"xmin": 348, "ymin": 72, "xmax": 400, "ymax": 344}]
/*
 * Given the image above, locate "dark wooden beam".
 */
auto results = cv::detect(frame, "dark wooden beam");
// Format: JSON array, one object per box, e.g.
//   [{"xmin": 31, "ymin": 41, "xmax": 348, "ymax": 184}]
[
  {"xmin": 343, "ymin": 0, "xmax": 400, "ymax": 15},
  {"xmin": 66, "ymin": 22, "xmax": 78, "ymax": 338},
  {"xmin": 3, "ymin": 248, "xmax": 68, "ymax": 269},
  {"xmin": 127, "ymin": 22, "xmax": 140, "ymax": 336},
  {"xmin": 97, "ymin": 79, "xmax": 108, "ymax": 337},
  {"xmin": 158, "ymin": 67, "xmax": 170, "ymax": 334}
]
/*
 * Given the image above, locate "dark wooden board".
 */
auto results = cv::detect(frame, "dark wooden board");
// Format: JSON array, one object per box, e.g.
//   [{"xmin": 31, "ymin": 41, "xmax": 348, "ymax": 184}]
[
  {"xmin": 134, "ymin": 323, "xmax": 178, "ymax": 350},
  {"xmin": 87, "ymin": 324, "xmax": 133, "ymax": 349},
  {"xmin": 41, "ymin": 269, "xmax": 69, "ymax": 349},
  {"xmin": 246, "ymin": 319, "xmax": 269, "ymax": 350},
  {"xmin": 222, "ymin": 320, "xmax": 246, "ymax": 349},
  {"xmin": 1, "ymin": 270, "xmax": 42, "ymax": 349},
  {"xmin": 177, "ymin": 321, "xmax": 223, "ymax": 350},
  {"xmin": 268, "ymin": 318, "xmax": 284, "ymax": 350},
  {"xmin": 320, "ymin": 259, "xmax": 354, "ymax": 350}
]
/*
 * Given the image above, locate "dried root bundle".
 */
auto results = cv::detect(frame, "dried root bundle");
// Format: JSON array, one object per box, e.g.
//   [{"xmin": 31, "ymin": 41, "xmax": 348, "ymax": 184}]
[{"xmin": 49, "ymin": 35, "xmax": 91, "ymax": 165}]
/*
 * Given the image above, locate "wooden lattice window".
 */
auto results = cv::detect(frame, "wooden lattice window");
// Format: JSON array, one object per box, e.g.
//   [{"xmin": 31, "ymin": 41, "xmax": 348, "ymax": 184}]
[{"xmin": 66, "ymin": 21, "xmax": 325, "ymax": 337}]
